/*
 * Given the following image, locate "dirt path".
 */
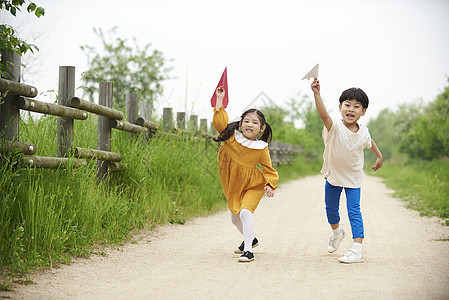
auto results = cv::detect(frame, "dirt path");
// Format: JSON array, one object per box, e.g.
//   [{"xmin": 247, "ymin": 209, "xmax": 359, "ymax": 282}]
[{"xmin": 2, "ymin": 174, "xmax": 449, "ymax": 299}]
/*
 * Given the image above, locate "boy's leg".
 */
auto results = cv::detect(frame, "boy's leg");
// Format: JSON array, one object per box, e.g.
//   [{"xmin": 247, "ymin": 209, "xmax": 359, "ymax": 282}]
[
  {"xmin": 339, "ymin": 187, "xmax": 364, "ymax": 263},
  {"xmin": 325, "ymin": 181, "xmax": 346, "ymax": 253},
  {"xmin": 325, "ymin": 180, "xmax": 343, "ymax": 227},
  {"xmin": 344, "ymin": 187, "xmax": 364, "ymax": 241}
]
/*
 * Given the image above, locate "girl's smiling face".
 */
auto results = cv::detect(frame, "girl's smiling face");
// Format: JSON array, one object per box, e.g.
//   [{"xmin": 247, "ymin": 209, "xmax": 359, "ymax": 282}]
[
  {"xmin": 239, "ymin": 112, "xmax": 265, "ymax": 141},
  {"xmin": 339, "ymin": 99, "xmax": 366, "ymax": 126}
]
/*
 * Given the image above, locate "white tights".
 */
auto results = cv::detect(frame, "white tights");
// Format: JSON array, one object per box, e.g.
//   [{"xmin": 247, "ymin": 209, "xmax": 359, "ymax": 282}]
[{"xmin": 231, "ymin": 209, "xmax": 255, "ymax": 252}]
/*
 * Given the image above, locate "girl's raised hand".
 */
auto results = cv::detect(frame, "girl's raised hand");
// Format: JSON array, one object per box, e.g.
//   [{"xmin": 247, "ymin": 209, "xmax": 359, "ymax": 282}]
[
  {"xmin": 311, "ymin": 78, "xmax": 320, "ymax": 94},
  {"xmin": 216, "ymin": 86, "xmax": 225, "ymax": 100},
  {"xmin": 264, "ymin": 185, "xmax": 274, "ymax": 198}
]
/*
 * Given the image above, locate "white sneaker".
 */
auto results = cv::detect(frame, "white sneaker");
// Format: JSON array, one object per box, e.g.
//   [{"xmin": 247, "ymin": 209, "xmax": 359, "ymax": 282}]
[
  {"xmin": 338, "ymin": 249, "xmax": 363, "ymax": 263},
  {"xmin": 328, "ymin": 228, "xmax": 346, "ymax": 253}
]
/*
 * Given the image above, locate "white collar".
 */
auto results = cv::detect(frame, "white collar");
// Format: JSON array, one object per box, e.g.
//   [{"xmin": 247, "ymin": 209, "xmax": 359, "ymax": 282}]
[
  {"xmin": 336, "ymin": 119, "xmax": 369, "ymax": 151},
  {"xmin": 234, "ymin": 130, "xmax": 268, "ymax": 150}
]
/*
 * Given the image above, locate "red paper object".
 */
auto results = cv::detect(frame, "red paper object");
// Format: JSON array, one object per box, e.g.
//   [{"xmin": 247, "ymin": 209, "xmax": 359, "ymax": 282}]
[{"xmin": 210, "ymin": 67, "xmax": 229, "ymax": 108}]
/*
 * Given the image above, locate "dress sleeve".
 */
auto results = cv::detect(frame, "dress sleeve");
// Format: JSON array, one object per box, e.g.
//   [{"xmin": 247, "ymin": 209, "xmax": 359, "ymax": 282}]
[
  {"xmin": 213, "ymin": 106, "xmax": 229, "ymax": 134},
  {"xmin": 260, "ymin": 147, "xmax": 279, "ymax": 190}
]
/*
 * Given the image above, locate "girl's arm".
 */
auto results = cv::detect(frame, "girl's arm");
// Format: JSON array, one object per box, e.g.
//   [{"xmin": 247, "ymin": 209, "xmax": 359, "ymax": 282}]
[
  {"xmin": 370, "ymin": 138, "xmax": 383, "ymax": 171},
  {"xmin": 215, "ymin": 86, "xmax": 224, "ymax": 110},
  {"xmin": 264, "ymin": 185, "xmax": 274, "ymax": 197},
  {"xmin": 311, "ymin": 79, "xmax": 332, "ymax": 131},
  {"xmin": 260, "ymin": 148, "xmax": 279, "ymax": 197}
]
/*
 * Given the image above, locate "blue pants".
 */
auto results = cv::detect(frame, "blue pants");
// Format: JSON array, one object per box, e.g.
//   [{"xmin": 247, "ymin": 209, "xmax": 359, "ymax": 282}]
[{"xmin": 325, "ymin": 180, "xmax": 364, "ymax": 239}]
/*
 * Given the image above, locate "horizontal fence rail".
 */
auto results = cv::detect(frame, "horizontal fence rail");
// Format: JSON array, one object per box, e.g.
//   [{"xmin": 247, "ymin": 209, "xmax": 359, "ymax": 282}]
[
  {"xmin": 0, "ymin": 77, "xmax": 38, "ymax": 98},
  {"xmin": 16, "ymin": 97, "xmax": 88, "ymax": 120},
  {"xmin": 22, "ymin": 155, "xmax": 87, "ymax": 169},
  {"xmin": 0, "ymin": 140, "xmax": 36, "ymax": 155},
  {"xmin": 70, "ymin": 97, "xmax": 124, "ymax": 120},
  {"xmin": 73, "ymin": 147, "xmax": 122, "ymax": 162}
]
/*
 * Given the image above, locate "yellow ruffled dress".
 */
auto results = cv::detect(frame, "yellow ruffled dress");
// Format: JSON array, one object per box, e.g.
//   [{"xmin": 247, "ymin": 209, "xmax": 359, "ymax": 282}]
[{"xmin": 213, "ymin": 107, "xmax": 279, "ymax": 215}]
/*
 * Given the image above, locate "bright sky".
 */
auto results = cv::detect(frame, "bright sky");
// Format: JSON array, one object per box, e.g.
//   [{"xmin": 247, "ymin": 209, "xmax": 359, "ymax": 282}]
[{"xmin": 2, "ymin": 0, "xmax": 449, "ymax": 125}]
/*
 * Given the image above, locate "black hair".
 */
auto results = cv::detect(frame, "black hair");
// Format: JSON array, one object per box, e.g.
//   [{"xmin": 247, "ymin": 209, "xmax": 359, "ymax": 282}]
[
  {"xmin": 213, "ymin": 108, "xmax": 273, "ymax": 144},
  {"xmin": 339, "ymin": 87, "xmax": 369, "ymax": 109}
]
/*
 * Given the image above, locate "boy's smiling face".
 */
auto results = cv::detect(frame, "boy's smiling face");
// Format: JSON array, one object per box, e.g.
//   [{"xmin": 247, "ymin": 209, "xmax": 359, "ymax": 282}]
[{"xmin": 339, "ymin": 99, "xmax": 366, "ymax": 126}]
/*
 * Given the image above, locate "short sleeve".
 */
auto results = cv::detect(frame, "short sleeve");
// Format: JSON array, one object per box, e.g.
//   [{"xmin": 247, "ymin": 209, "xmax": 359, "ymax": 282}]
[
  {"xmin": 363, "ymin": 129, "xmax": 372, "ymax": 149},
  {"xmin": 322, "ymin": 121, "xmax": 335, "ymax": 143}
]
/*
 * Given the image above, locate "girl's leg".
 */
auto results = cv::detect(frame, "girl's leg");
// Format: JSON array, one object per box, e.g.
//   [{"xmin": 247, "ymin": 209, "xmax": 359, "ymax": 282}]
[
  {"xmin": 231, "ymin": 212, "xmax": 243, "ymax": 234},
  {"xmin": 344, "ymin": 187, "xmax": 364, "ymax": 242},
  {"xmin": 239, "ymin": 209, "xmax": 255, "ymax": 252}
]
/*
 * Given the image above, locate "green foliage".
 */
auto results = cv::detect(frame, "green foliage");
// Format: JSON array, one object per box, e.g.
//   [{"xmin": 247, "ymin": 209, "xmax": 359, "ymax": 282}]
[
  {"xmin": 80, "ymin": 27, "xmax": 172, "ymax": 109},
  {"xmin": 365, "ymin": 108, "xmax": 402, "ymax": 162},
  {"xmin": 0, "ymin": 0, "xmax": 44, "ymax": 78},
  {"xmin": 262, "ymin": 92, "xmax": 323, "ymax": 158},
  {"xmin": 400, "ymin": 115, "xmax": 445, "ymax": 160},
  {"xmin": 1, "ymin": 0, "xmax": 44, "ymax": 17},
  {"xmin": 276, "ymin": 152, "xmax": 322, "ymax": 183},
  {"xmin": 367, "ymin": 77, "xmax": 449, "ymax": 161}
]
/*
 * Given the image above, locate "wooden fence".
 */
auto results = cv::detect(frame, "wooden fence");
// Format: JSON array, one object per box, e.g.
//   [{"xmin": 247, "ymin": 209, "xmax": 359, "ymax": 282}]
[{"xmin": 0, "ymin": 52, "xmax": 301, "ymax": 179}]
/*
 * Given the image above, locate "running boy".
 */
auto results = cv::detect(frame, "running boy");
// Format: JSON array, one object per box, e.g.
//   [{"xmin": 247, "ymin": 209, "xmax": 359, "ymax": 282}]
[{"xmin": 311, "ymin": 79, "xmax": 383, "ymax": 263}]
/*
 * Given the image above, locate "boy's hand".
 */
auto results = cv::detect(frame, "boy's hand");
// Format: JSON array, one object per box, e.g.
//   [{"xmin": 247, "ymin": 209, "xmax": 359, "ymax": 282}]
[
  {"xmin": 372, "ymin": 157, "xmax": 383, "ymax": 172},
  {"xmin": 311, "ymin": 78, "xmax": 320, "ymax": 94},
  {"xmin": 216, "ymin": 86, "xmax": 225, "ymax": 100},
  {"xmin": 264, "ymin": 185, "xmax": 274, "ymax": 197}
]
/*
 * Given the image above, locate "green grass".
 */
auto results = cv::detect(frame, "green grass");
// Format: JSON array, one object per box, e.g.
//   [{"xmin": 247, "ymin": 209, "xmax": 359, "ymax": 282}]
[
  {"xmin": 276, "ymin": 154, "xmax": 322, "ymax": 183},
  {"xmin": 369, "ymin": 159, "xmax": 449, "ymax": 224},
  {"xmin": 0, "ymin": 114, "xmax": 225, "ymax": 288},
  {"xmin": 0, "ymin": 113, "xmax": 319, "ymax": 289}
]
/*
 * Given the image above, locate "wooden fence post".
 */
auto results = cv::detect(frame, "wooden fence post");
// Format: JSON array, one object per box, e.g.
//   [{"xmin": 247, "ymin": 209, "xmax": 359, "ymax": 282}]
[
  {"xmin": 126, "ymin": 93, "xmax": 139, "ymax": 124},
  {"xmin": 57, "ymin": 66, "xmax": 75, "ymax": 157},
  {"xmin": 163, "ymin": 107, "xmax": 173, "ymax": 131},
  {"xmin": 177, "ymin": 112, "xmax": 185, "ymax": 130},
  {"xmin": 200, "ymin": 118, "xmax": 207, "ymax": 133},
  {"xmin": 97, "ymin": 82, "xmax": 113, "ymax": 180},
  {"xmin": 140, "ymin": 101, "xmax": 152, "ymax": 121},
  {"xmin": 126, "ymin": 93, "xmax": 139, "ymax": 138},
  {"xmin": 189, "ymin": 115, "xmax": 198, "ymax": 133},
  {"xmin": 0, "ymin": 50, "xmax": 21, "ymax": 141}
]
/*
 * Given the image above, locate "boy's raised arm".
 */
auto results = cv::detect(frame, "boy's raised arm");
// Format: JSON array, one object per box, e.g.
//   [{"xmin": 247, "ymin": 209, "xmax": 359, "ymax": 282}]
[{"xmin": 311, "ymin": 79, "xmax": 332, "ymax": 131}]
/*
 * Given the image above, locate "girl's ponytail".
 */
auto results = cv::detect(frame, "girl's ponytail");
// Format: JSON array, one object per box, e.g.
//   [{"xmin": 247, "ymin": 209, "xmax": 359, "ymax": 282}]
[
  {"xmin": 260, "ymin": 122, "xmax": 272, "ymax": 144},
  {"xmin": 213, "ymin": 121, "xmax": 239, "ymax": 142}
]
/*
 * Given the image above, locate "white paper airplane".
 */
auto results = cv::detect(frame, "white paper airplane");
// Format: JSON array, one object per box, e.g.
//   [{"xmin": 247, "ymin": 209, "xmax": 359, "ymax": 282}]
[{"xmin": 301, "ymin": 64, "xmax": 319, "ymax": 80}]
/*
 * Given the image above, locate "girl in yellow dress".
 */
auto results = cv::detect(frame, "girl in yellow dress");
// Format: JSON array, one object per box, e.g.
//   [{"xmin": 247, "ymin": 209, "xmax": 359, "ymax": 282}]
[{"xmin": 213, "ymin": 86, "xmax": 279, "ymax": 262}]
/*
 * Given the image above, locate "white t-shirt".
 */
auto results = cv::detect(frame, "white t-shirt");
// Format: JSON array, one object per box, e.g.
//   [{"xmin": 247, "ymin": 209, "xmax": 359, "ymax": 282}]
[{"xmin": 321, "ymin": 118, "xmax": 372, "ymax": 188}]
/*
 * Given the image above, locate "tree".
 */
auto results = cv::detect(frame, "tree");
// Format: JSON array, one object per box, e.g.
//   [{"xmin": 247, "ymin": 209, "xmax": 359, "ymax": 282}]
[
  {"xmin": 367, "ymin": 78, "xmax": 449, "ymax": 161},
  {"xmin": 0, "ymin": 0, "xmax": 45, "ymax": 78},
  {"xmin": 80, "ymin": 27, "xmax": 172, "ymax": 110}
]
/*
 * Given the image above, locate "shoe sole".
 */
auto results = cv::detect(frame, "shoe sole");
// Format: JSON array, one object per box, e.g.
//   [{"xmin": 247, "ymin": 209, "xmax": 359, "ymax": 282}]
[
  {"xmin": 238, "ymin": 257, "xmax": 255, "ymax": 262},
  {"xmin": 234, "ymin": 242, "xmax": 259, "ymax": 254},
  {"xmin": 339, "ymin": 258, "xmax": 364, "ymax": 264}
]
